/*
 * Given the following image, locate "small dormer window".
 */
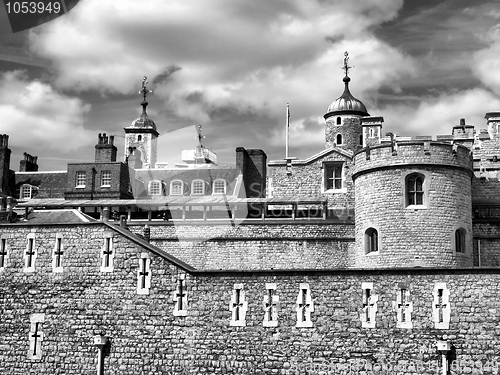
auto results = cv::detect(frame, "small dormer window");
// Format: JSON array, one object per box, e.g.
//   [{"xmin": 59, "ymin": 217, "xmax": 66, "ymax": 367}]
[
  {"xmin": 20, "ymin": 184, "xmax": 36, "ymax": 199},
  {"xmin": 191, "ymin": 180, "xmax": 205, "ymax": 195},
  {"xmin": 170, "ymin": 180, "xmax": 183, "ymax": 196},
  {"xmin": 213, "ymin": 179, "xmax": 226, "ymax": 195},
  {"xmin": 148, "ymin": 180, "xmax": 162, "ymax": 196}
]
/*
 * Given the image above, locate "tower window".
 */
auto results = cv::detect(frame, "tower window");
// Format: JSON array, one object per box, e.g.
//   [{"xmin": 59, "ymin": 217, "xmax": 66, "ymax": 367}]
[
  {"xmin": 455, "ymin": 228, "xmax": 466, "ymax": 253},
  {"xmin": 369, "ymin": 128, "xmax": 374, "ymax": 138},
  {"xmin": 75, "ymin": 171, "xmax": 86, "ymax": 188},
  {"xmin": 137, "ymin": 135, "xmax": 142, "ymax": 142},
  {"xmin": 336, "ymin": 134, "xmax": 342, "ymax": 145},
  {"xmin": 336, "ymin": 117, "xmax": 341, "ymax": 125},
  {"xmin": 406, "ymin": 173, "xmax": 425, "ymax": 206},
  {"xmin": 365, "ymin": 228, "xmax": 378, "ymax": 254},
  {"xmin": 148, "ymin": 180, "xmax": 162, "ymax": 196},
  {"xmin": 170, "ymin": 180, "xmax": 183, "ymax": 196},
  {"xmin": 100, "ymin": 171, "xmax": 111, "ymax": 187},
  {"xmin": 360, "ymin": 134, "xmax": 363, "ymax": 146},
  {"xmin": 213, "ymin": 179, "xmax": 226, "ymax": 194},
  {"xmin": 191, "ymin": 180, "xmax": 205, "ymax": 195},
  {"xmin": 324, "ymin": 163, "xmax": 343, "ymax": 191}
]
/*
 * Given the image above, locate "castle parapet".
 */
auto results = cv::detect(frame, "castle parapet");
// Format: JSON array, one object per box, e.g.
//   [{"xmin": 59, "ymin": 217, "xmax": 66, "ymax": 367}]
[{"xmin": 353, "ymin": 141, "xmax": 473, "ymax": 178}]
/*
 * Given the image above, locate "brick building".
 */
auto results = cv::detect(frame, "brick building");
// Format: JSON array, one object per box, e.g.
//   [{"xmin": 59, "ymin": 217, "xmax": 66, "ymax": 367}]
[{"xmin": 1, "ymin": 57, "xmax": 500, "ymax": 374}]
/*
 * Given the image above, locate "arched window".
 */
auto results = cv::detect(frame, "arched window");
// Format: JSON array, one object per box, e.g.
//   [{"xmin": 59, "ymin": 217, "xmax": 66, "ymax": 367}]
[
  {"xmin": 191, "ymin": 179, "xmax": 205, "ymax": 195},
  {"xmin": 406, "ymin": 173, "xmax": 424, "ymax": 206},
  {"xmin": 137, "ymin": 135, "xmax": 142, "ymax": 142},
  {"xmin": 148, "ymin": 180, "xmax": 162, "ymax": 196},
  {"xmin": 170, "ymin": 180, "xmax": 183, "ymax": 196},
  {"xmin": 336, "ymin": 116, "xmax": 341, "ymax": 125},
  {"xmin": 455, "ymin": 228, "xmax": 466, "ymax": 253},
  {"xmin": 213, "ymin": 179, "xmax": 226, "ymax": 194},
  {"xmin": 336, "ymin": 134, "xmax": 342, "ymax": 145},
  {"xmin": 369, "ymin": 128, "xmax": 374, "ymax": 138},
  {"xmin": 365, "ymin": 228, "xmax": 378, "ymax": 254}
]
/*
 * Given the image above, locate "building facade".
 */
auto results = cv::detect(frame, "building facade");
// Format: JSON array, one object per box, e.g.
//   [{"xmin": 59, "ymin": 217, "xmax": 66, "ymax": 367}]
[{"xmin": 1, "ymin": 58, "xmax": 500, "ymax": 374}]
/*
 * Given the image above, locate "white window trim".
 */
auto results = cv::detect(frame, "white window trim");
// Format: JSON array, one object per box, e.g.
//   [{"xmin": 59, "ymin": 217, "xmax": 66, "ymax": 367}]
[
  {"xmin": 432, "ymin": 282, "xmax": 451, "ymax": 329},
  {"xmin": 52, "ymin": 233, "xmax": 64, "ymax": 273},
  {"xmin": 191, "ymin": 179, "xmax": 205, "ymax": 196},
  {"xmin": 212, "ymin": 179, "xmax": 227, "ymax": 195},
  {"xmin": 361, "ymin": 282, "xmax": 378, "ymax": 328},
  {"xmin": 100, "ymin": 234, "xmax": 114, "ymax": 273},
  {"xmin": 28, "ymin": 313, "xmax": 45, "ymax": 360},
  {"xmin": 170, "ymin": 180, "xmax": 184, "ymax": 196},
  {"xmin": 148, "ymin": 180, "xmax": 162, "ymax": 196},
  {"xmin": 137, "ymin": 252, "xmax": 151, "ymax": 295},
  {"xmin": 0, "ymin": 236, "xmax": 8, "ymax": 270},
  {"xmin": 75, "ymin": 171, "xmax": 86, "ymax": 188},
  {"xmin": 229, "ymin": 284, "xmax": 248, "ymax": 326},
  {"xmin": 100, "ymin": 170, "xmax": 111, "ymax": 187},
  {"xmin": 24, "ymin": 233, "xmax": 37, "ymax": 273},
  {"xmin": 322, "ymin": 162, "xmax": 347, "ymax": 194},
  {"xmin": 263, "ymin": 283, "xmax": 279, "ymax": 327},
  {"xmin": 173, "ymin": 273, "xmax": 188, "ymax": 316},
  {"xmin": 20, "ymin": 184, "xmax": 35, "ymax": 199},
  {"xmin": 392, "ymin": 285, "xmax": 413, "ymax": 329},
  {"xmin": 403, "ymin": 171, "xmax": 430, "ymax": 209},
  {"xmin": 296, "ymin": 283, "xmax": 314, "ymax": 328}
]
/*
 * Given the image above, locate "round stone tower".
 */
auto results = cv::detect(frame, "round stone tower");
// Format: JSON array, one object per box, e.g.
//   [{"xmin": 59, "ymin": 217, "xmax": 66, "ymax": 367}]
[
  {"xmin": 352, "ymin": 141, "xmax": 473, "ymax": 268},
  {"xmin": 324, "ymin": 52, "xmax": 369, "ymax": 152}
]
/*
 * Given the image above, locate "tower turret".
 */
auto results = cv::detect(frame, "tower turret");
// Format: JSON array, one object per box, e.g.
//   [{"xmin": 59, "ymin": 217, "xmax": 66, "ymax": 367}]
[
  {"xmin": 324, "ymin": 52, "xmax": 369, "ymax": 151},
  {"xmin": 124, "ymin": 77, "xmax": 159, "ymax": 169}
]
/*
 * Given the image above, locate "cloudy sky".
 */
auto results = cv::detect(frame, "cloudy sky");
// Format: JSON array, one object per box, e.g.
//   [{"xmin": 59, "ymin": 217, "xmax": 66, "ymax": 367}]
[{"xmin": 1, "ymin": 0, "xmax": 500, "ymax": 171}]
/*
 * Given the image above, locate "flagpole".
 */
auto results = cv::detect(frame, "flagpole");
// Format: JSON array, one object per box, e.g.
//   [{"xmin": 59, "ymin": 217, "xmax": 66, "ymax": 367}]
[{"xmin": 286, "ymin": 103, "xmax": 290, "ymax": 159}]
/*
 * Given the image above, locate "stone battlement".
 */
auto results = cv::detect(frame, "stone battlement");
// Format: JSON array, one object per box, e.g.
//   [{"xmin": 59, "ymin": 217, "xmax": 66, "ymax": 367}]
[{"xmin": 353, "ymin": 141, "xmax": 473, "ymax": 177}]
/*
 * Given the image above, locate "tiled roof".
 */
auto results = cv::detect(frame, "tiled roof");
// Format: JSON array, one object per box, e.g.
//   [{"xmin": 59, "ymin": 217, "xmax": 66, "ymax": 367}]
[{"xmin": 15, "ymin": 171, "xmax": 67, "ymax": 199}]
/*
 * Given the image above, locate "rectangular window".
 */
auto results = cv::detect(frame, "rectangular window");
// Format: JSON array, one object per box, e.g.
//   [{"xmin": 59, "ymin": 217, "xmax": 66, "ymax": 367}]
[
  {"xmin": 0, "ymin": 238, "xmax": 7, "ymax": 268},
  {"xmin": 100, "ymin": 171, "xmax": 111, "ymax": 187},
  {"xmin": 24, "ymin": 234, "xmax": 37, "ymax": 272},
  {"xmin": 20, "ymin": 185, "xmax": 33, "ymax": 199},
  {"xmin": 28, "ymin": 314, "xmax": 45, "ymax": 360},
  {"xmin": 76, "ymin": 171, "xmax": 86, "ymax": 188},
  {"xmin": 324, "ymin": 164, "xmax": 343, "ymax": 191},
  {"xmin": 213, "ymin": 180, "xmax": 226, "ymax": 194},
  {"xmin": 296, "ymin": 283, "xmax": 314, "ymax": 327},
  {"xmin": 52, "ymin": 234, "xmax": 63, "ymax": 273},
  {"xmin": 173, "ymin": 274, "xmax": 188, "ymax": 316}
]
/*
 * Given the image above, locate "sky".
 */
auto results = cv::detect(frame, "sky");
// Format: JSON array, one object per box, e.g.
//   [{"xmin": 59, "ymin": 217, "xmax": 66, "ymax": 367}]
[{"xmin": 1, "ymin": 0, "xmax": 500, "ymax": 171}]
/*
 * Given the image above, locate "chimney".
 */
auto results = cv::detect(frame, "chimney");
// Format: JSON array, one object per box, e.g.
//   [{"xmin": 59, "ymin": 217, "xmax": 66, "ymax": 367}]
[
  {"xmin": 95, "ymin": 133, "xmax": 117, "ymax": 163},
  {"xmin": 0, "ymin": 134, "xmax": 12, "ymax": 195},
  {"xmin": 19, "ymin": 152, "xmax": 39, "ymax": 172},
  {"xmin": 235, "ymin": 147, "xmax": 267, "ymax": 198}
]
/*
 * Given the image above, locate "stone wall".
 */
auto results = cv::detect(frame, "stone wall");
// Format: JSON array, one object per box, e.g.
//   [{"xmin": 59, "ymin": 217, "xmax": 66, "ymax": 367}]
[
  {"xmin": 1, "ymin": 223, "xmax": 500, "ymax": 375},
  {"xmin": 129, "ymin": 222, "xmax": 355, "ymax": 270}
]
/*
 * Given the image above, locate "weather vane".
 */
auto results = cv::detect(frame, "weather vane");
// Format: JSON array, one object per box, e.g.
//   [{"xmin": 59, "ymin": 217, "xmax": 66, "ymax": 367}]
[
  {"xmin": 197, "ymin": 125, "xmax": 205, "ymax": 147},
  {"xmin": 342, "ymin": 51, "xmax": 353, "ymax": 76},
  {"xmin": 139, "ymin": 76, "xmax": 153, "ymax": 102}
]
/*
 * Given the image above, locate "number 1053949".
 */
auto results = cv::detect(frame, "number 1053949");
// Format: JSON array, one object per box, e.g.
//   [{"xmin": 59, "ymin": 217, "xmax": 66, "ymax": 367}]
[{"xmin": 5, "ymin": 2, "xmax": 61, "ymax": 14}]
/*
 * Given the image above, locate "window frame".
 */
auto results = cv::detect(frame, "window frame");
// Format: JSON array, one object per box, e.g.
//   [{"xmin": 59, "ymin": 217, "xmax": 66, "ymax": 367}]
[
  {"xmin": 364, "ymin": 227, "xmax": 379, "ymax": 254},
  {"xmin": 100, "ymin": 170, "xmax": 111, "ymax": 187},
  {"xmin": 20, "ymin": 184, "xmax": 34, "ymax": 199},
  {"xmin": 323, "ymin": 162, "xmax": 345, "ymax": 193},
  {"xmin": 403, "ymin": 171, "xmax": 429, "ymax": 209},
  {"xmin": 75, "ymin": 171, "xmax": 86, "ymax": 188},
  {"xmin": 148, "ymin": 180, "xmax": 162, "ymax": 196},
  {"xmin": 191, "ymin": 179, "xmax": 205, "ymax": 196},
  {"xmin": 170, "ymin": 180, "xmax": 184, "ymax": 196},
  {"xmin": 213, "ymin": 179, "xmax": 226, "ymax": 195}
]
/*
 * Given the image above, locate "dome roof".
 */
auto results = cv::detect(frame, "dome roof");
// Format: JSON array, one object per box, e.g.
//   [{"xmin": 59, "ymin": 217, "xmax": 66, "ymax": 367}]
[
  {"xmin": 130, "ymin": 101, "xmax": 157, "ymax": 131},
  {"xmin": 325, "ymin": 76, "xmax": 369, "ymax": 118}
]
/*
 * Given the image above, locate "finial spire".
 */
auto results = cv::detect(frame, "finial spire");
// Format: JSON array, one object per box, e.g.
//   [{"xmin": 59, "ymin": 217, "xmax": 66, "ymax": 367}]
[
  {"xmin": 139, "ymin": 76, "xmax": 153, "ymax": 111},
  {"xmin": 342, "ymin": 51, "xmax": 352, "ymax": 77}
]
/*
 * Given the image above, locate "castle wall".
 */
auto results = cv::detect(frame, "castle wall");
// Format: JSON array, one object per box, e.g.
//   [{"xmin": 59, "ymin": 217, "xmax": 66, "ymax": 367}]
[
  {"xmin": 0, "ymin": 223, "xmax": 500, "ymax": 374},
  {"xmin": 128, "ymin": 222, "xmax": 355, "ymax": 270},
  {"xmin": 269, "ymin": 152, "xmax": 355, "ymax": 210},
  {"xmin": 353, "ymin": 142, "xmax": 473, "ymax": 268}
]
